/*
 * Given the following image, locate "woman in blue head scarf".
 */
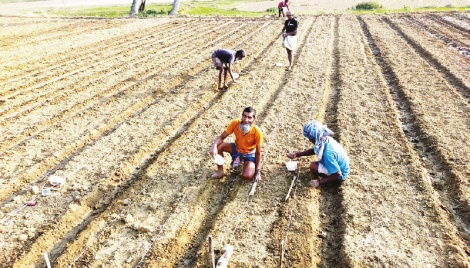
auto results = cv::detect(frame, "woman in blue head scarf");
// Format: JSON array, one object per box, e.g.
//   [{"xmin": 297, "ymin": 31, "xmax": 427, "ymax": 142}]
[{"xmin": 287, "ymin": 120, "xmax": 350, "ymax": 188}]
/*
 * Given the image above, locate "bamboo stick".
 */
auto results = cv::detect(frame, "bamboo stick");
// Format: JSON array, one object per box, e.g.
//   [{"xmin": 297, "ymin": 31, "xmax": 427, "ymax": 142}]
[
  {"xmin": 208, "ymin": 236, "xmax": 215, "ymax": 268},
  {"xmin": 280, "ymin": 240, "xmax": 285, "ymax": 268},
  {"xmin": 285, "ymin": 176, "xmax": 296, "ymax": 201},
  {"xmin": 44, "ymin": 252, "xmax": 51, "ymax": 268}
]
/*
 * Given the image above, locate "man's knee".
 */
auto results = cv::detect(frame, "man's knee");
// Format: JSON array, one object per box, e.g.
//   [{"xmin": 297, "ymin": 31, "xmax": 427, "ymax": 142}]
[
  {"xmin": 309, "ymin": 162, "xmax": 319, "ymax": 173},
  {"xmin": 241, "ymin": 173, "xmax": 254, "ymax": 180}
]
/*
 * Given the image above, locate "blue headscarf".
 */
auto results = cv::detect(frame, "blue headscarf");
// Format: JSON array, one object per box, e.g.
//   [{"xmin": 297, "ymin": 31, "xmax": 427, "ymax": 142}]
[{"xmin": 302, "ymin": 120, "xmax": 334, "ymax": 160}]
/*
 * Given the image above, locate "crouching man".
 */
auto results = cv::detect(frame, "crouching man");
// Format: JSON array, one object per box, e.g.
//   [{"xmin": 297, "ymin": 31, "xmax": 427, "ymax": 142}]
[{"xmin": 209, "ymin": 107, "xmax": 263, "ymax": 181}]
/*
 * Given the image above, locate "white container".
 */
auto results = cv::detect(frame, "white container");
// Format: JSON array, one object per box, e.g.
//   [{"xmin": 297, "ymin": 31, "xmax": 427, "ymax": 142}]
[
  {"xmin": 232, "ymin": 73, "xmax": 239, "ymax": 79},
  {"xmin": 48, "ymin": 175, "xmax": 66, "ymax": 186},
  {"xmin": 214, "ymin": 154, "xmax": 225, "ymax": 165},
  {"xmin": 42, "ymin": 188, "xmax": 51, "ymax": 196},
  {"xmin": 285, "ymin": 161, "xmax": 297, "ymax": 171}
]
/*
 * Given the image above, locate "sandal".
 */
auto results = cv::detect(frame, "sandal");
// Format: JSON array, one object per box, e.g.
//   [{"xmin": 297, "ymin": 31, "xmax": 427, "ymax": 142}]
[{"xmin": 211, "ymin": 172, "xmax": 225, "ymax": 179}]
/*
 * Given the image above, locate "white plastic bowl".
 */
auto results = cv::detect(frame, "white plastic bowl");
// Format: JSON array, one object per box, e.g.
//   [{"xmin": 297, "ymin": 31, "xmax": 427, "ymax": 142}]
[
  {"xmin": 232, "ymin": 73, "xmax": 239, "ymax": 79},
  {"xmin": 49, "ymin": 175, "xmax": 66, "ymax": 186},
  {"xmin": 214, "ymin": 154, "xmax": 225, "ymax": 165},
  {"xmin": 285, "ymin": 161, "xmax": 297, "ymax": 171}
]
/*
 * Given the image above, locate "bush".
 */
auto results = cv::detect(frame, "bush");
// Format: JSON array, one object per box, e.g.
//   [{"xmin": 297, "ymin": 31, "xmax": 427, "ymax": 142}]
[
  {"xmin": 355, "ymin": 2, "xmax": 383, "ymax": 10},
  {"xmin": 141, "ymin": 9, "xmax": 167, "ymax": 17},
  {"xmin": 266, "ymin": 7, "xmax": 276, "ymax": 12}
]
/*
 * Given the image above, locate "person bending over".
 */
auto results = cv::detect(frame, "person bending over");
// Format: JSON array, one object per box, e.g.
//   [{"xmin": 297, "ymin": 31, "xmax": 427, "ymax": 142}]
[
  {"xmin": 211, "ymin": 48, "xmax": 245, "ymax": 90},
  {"xmin": 287, "ymin": 120, "xmax": 349, "ymax": 188}
]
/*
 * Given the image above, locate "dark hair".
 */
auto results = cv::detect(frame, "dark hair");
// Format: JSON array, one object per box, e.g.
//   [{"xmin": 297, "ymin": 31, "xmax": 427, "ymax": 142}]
[
  {"xmin": 235, "ymin": 49, "xmax": 245, "ymax": 58},
  {"xmin": 242, "ymin": 106, "xmax": 256, "ymax": 116}
]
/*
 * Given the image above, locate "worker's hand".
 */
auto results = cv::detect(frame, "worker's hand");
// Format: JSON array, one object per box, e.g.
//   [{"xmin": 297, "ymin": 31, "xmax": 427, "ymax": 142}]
[
  {"xmin": 209, "ymin": 143, "xmax": 217, "ymax": 158},
  {"xmin": 255, "ymin": 172, "xmax": 261, "ymax": 182},
  {"xmin": 282, "ymin": 32, "xmax": 287, "ymax": 38},
  {"xmin": 286, "ymin": 152, "xmax": 296, "ymax": 159}
]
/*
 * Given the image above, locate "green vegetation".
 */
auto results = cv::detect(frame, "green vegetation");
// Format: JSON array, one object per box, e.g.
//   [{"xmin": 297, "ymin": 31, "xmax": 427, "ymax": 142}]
[
  {"xmin": 349, "ymin": 3, "xmax": 470, "ymax": 14},
  {"xmin": 41, "ymin": 0, "xmax": 275, "ymax": 18},
  {"xmin": 0, "ymin": 0, "xmax": 41, "ymax": 3},
  {"xmin": 3, "ymin": 0, "xmax": 470, "ymax": 17},
  {"xmin": 355, "ymin": 2, "xmax": 383, "ymax": 10}
]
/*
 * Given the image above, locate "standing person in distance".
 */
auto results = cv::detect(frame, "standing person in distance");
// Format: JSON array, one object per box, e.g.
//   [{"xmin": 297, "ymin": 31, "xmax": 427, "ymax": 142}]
[
  {"xmin": 209, "ymin": 107, "xmax": 263, "ymax": 181},
  {"xmin": 281, "ymin": 11, "xmax": 298, "ymax": 70},
  {"xmin": 211, "ymin": 48, "xmax": 245, "ymax": 90},
  {"xmin": 277, "ymin": 0, "xmax": 290, "ymax": 17},
  {"xmin": 287, "ymin": 120, "xmax": 350, "ymax": 188}
]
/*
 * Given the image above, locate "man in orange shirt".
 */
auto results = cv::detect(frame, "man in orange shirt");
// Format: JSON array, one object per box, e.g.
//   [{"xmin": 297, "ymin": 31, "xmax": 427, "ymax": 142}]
[{"xmin": 209, "ymin": 107, "xmax": 263, "ymax": 180}]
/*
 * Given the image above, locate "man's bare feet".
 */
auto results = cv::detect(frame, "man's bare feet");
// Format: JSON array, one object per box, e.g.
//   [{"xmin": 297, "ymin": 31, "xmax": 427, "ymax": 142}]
[
  {"xmin": 307, "ymin": 180, "xmax": 320, "ymax": 188},
  {"xmin": 211, "ymin": 171, "xmax": 225, "ymax": 179}
]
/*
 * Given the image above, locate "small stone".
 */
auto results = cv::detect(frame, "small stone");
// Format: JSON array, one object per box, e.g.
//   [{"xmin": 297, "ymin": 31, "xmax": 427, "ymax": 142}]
[
  {"xmin": 18, "ymin": 234, "xmax": 28, "ymax": 241},
  {"xmin": 31, "ymin": 186, "xmax": 40, "ymax": 194}
]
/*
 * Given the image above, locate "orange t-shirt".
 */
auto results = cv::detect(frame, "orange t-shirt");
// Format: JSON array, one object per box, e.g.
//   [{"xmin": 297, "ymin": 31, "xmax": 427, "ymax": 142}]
[{"xmin": 225, "ymin": 119, "xmax": 263, "ymax": 154}]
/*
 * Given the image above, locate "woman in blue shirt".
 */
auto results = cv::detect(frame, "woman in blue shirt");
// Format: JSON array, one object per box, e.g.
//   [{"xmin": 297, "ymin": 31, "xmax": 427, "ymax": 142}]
[{"xmin": 287, "ymin": 120, "xmax": 350, "ymax": 188}]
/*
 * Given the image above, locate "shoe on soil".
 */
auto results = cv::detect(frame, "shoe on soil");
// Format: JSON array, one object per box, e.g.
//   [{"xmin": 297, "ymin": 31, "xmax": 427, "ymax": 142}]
[{"xmin": 211, "ymin": 172, "xmax": 225, "ymax": 179}]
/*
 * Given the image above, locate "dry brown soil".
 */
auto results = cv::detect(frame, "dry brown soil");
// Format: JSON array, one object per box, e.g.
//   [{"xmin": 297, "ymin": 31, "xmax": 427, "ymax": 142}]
[{"xmin": 1, "ymin": 11, "xmax": 470, "ymax": 268}]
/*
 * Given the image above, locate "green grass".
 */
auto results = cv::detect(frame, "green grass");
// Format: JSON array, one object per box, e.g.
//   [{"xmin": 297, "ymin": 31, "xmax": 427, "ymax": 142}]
[
  {"xmin": 0, "ymin": 0, "xmax": 43, "ymax": 3},
  {"xmin": 349, "ymin": 4, "xmax": 470, "ymax": 14},
  {"xmin": 36, "ymin": 0, "xmax": 274, "ymax": 18},
  {"xmin": 4, "ymin": 0, "xmax": 470, "ymax": 17}
]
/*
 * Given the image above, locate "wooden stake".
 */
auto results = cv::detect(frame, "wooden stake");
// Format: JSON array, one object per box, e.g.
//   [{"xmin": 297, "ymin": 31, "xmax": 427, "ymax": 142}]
[
  {"xmin": 208, "ymin": 236, "xmax": 215, "ymax": 268},
  {"xmin": 216, "ymin": 244, "xmax": 234, "ymax": 268},
  {"xmin": 285, "ymin": 176, "xmax": 296, "ymax": 202},
  {"xmin": 249, "ymin": 181, "xmax": 258, "ymax": 196},
  {"xmin": 279, "ymin": 240, "xmax": 285, "ymax": 268},
  {"xmin": 44, "ymin": 252, "xmax": 51, "ymax": 268}
]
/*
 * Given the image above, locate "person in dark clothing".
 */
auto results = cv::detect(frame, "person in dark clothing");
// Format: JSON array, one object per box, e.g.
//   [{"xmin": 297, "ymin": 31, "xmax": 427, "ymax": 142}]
[
  {"xmin": 281, "ymin": 11, "xmax": 298, "ymax": 70},
  {"xmin": 211, "ymin": 49, "xmax": 245, "ymax": 90}
]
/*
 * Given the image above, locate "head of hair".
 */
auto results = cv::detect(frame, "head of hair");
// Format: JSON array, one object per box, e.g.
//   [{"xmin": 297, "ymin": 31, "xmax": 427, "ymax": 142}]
[
  {"xmin": 242, "ymin": 106, "xmax": 256, "ymax": 117},
  {"xmin": 286, "ymin": 11, "xmax": 294, "ymax": 17},
  {"xmin": 235, "ymin": 49, "xmax": 245, "ymax": 58}
]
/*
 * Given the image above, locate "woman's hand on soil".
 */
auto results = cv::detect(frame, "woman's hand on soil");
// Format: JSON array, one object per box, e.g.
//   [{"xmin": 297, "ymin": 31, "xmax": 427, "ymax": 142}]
[{"xmin": 287, "ymin": 152, "xmax": 296, "ymax": 159}]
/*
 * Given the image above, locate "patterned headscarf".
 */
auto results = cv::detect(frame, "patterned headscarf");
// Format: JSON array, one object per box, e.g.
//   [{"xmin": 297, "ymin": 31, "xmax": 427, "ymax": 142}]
[{"xmin": 302, "ymin": 120, "xmax": 334, "ymax": 160}]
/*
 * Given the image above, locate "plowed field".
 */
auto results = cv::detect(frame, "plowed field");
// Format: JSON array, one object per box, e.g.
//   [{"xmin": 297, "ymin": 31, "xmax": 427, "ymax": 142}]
[{"xmin": 1, "ymin": 13, "xmax": 469, "ymax": 267}]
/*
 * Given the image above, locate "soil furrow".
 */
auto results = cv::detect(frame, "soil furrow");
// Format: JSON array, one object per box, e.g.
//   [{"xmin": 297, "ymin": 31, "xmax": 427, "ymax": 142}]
[
  {"xmin": 405, "ymin": 15, "xmax": 470, "ymax": 61},
  {"xmin": 0, "ymin": 21, "xmax": 262, "ymax": 202},
  {"xmin": 0, "ymin": 19, "xmax": 80, "ymax": 47},
  {"xmin": 268, "ymin": 14, "xmax": 337, "ymax": 268},
  {"xmin": 358, "ymin": 15, "xmax": 469, "ymax": 265},
  {"xmin": 392, "ymin": 15, "xmax": 470, "ymax": 98},
  {"xmin": 315, "ymin": 15, "xmax": 347, "ymax": 268},
  {"xmin": 383, "ymin": 16, "xmax": 470, "ymax": 102},
  {"xmin": 55, "ymin": 17, "xmax": 315, "ymax": 267},
  {"xmin": 188, "ymin": 16, "xmax": 320, "ymax": 267},
  {"xmin": 3, "ymin": 13, "xmax": 470, "ymax": 268},
  {"xmin": 429, "ymin": 13, "xmax": 470, "ymax": 35},
  {"xmin": 0, "ymin": 20, "xmax": 197, "ymax": 97},
  {"xmin": 450, "ymin": 12, "xmax": 470, "ymax": 26},
  {"xmin": 1, "ymin": 19, "xmax": 123, "ymax": 49},
  {"xmin": 3, "ymin": 20, "xmax": 280, "ymax": 267},
  {"xmin": 368, "ymin": 15, "xmax": 470, "ymax": 232},
  {"xmin": 0, "ymin": 21, "xmax": 234, "ymax": 151},
  {"xmin": 0, "ymin": 19, "xmax": 175, "ymax": 79},
  {"xmin": 0, "ymin": 19, "xmax": 190, "ymax": 86},
  {"xmin": 79, "ymin": 19, "xmax": 286, "ymax": 267}
]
